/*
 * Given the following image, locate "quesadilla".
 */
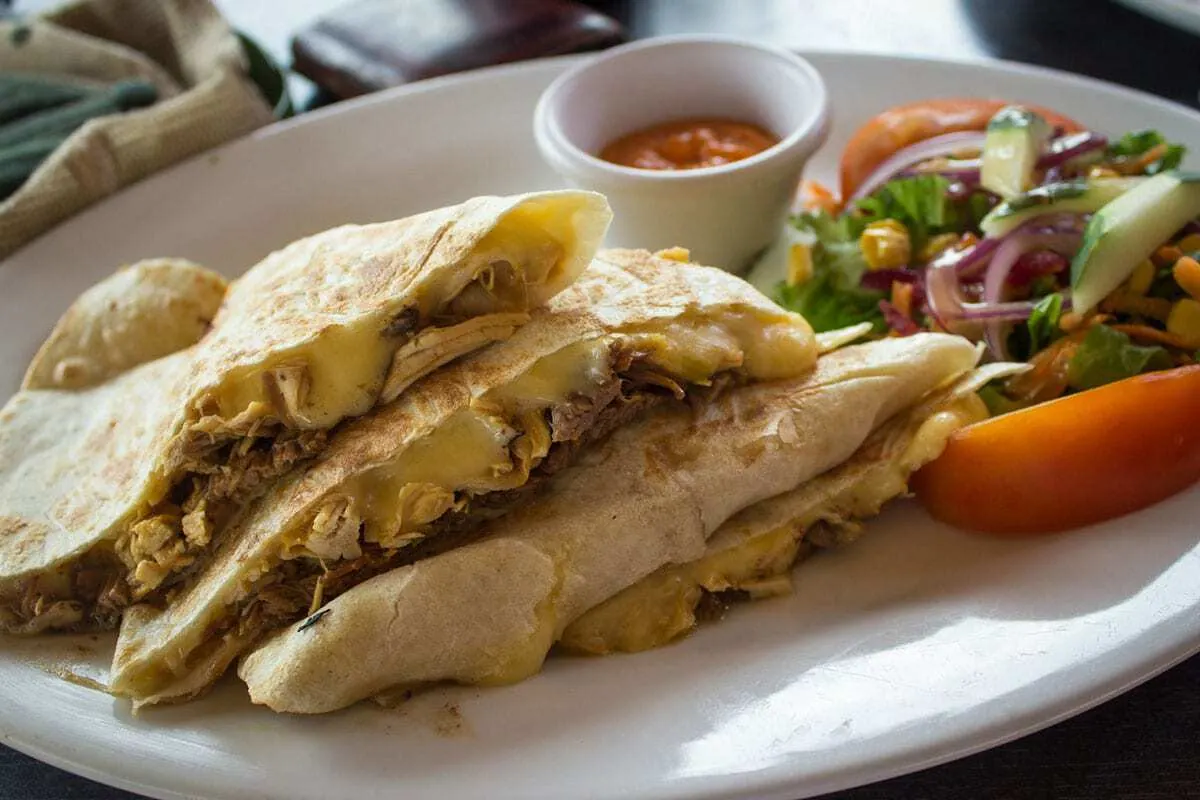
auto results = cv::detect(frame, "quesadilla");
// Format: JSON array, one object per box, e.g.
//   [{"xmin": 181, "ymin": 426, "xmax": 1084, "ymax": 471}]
[
  {"xmin": 234, "ymin": 333, "xmax": 980, "ymax": 714},
  {"xmin": 110, "ymin": 248, "xmax": 819, "ymax": 707},
  {"xmin": 0, "ymin": 190, "xmax": 610, "ymax": 634},
  {"xmin": 559, "ymin": 363, "xmax": 1005, "ymax": 655},
  {"xmin": 22, "ymin": 258, "xmax": 228, "ymax": 391}
]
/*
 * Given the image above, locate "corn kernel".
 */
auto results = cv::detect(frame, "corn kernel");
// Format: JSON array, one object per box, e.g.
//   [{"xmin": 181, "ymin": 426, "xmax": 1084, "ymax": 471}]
[
  {"xmin": 917, "ymin": 232, "xmax": 960, "ymax": 263},
  {"xmin": 1173, "ymin": 255, "xmax": 1200, "ymax": 300},
  {"xmin": 1088, "ymin": 165, "xmax": 1119, "ymax": 178},
  {"xmin": 1126, "ymin": 259, "xmax": 1156, "ymax": 295},
  {"xmin": 786, "ymin": 242, "xmax": 814, "ymax": 286},
  {"xmin": 654, "ymin": 247, "xmax": 690, "ymax": 263},
  {"xmin": 859, "ymin": 219, "xmax": 911, "ymax": 271},
  {"xmin": 1177, "ymin": 233, "xmax": 1200, "ymax": 253},
  {"xmin": 1166, "ymin": 298, "xmax": 1200, "ymax": 348}
]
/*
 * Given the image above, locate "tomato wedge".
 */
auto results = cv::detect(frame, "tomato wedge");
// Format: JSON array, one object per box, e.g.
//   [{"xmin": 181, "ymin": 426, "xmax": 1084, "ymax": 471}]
[
  {"xmin": 839, "ymin": 98, "xmax": 1085, "ymax": 202},
  {"xmin": 911, "ymin": 366, "xmax": 1200, "ymax": 534}
]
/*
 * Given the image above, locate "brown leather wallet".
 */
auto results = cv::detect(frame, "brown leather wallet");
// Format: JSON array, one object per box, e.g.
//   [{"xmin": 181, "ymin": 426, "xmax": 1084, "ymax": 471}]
[{"xmin": 291, "ymin": 0, "xmax": 625, "ymax": 99}]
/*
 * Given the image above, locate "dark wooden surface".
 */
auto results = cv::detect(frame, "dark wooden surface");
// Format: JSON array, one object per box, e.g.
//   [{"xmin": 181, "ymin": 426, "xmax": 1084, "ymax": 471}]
[{"xmin": 3, "ymin": 0, "xmax": 1199, "ymax": 798}]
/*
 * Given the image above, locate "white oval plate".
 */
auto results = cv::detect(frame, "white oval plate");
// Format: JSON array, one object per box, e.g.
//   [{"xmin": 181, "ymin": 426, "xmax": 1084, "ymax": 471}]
[
  {"xmin": 1114, "ymin": 0, "xmax": 1200, "ymax": 36},
  {"xmin": 1, "ymin": 52, "xmax": 1198, "ymax": 800}
]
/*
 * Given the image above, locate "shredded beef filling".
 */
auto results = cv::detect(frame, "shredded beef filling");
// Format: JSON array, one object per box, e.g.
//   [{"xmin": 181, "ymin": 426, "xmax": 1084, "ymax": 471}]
[
  {"xmin": 199, "ymin": 362, "xmax": 702, "ymax": 663},
  {"xmin": 121, "ymin": 424, "xmax": 328, "ymax": 603},
  {"xmin": 0, "ymin": 550, "xmax": 128, "ymax": 634}
]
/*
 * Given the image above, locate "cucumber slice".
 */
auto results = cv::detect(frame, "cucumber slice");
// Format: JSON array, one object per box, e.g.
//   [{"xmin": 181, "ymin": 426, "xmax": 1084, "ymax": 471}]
[
  {"xmin": 1071, "ymin": 171, "xmax": 1200, "ymax": 314},
  {"xmin": 980, "ymin": 177, "xmax": 1144, "ymax": 238},
  {"xmin": 980, "ymin": 106, "xmax": 1052, "ymax": 199}
]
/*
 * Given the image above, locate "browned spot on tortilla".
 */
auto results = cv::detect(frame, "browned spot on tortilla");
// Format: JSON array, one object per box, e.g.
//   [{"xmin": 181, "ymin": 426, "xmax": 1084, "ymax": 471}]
[
  {"xmin": 0, "ymin": 516, "xmax": 50, "ymax": 549},
  {"xmin": 735, "ymin": 438, "xmax": 765, "ymax": 465},
  {"xmin": 644, "ymin": 434, "xmax": 704, "ymax": 479},
  {"xmin": 0, "ymin": 516, "xmax": 31, "ymax": 537}
]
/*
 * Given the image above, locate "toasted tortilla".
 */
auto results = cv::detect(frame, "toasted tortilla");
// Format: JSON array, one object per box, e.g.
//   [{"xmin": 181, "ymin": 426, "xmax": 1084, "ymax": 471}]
[
  {"xmin": 560, "ymin": 368, "xmax": 995, "ymax": 655},
  {"xmin": 0, "ymin": 190, "xmax": 610, "ymax": 634},
  {"xmin": 109, "ymin": 249, "xmax": 818, "ymax": 707},
  {"xmin": 22, "ymin": 259, "xmax": 228, "ymax": 391},
  {"xmin": 235, "ymin": 333, "xmax": 979, "ymax": 714}
]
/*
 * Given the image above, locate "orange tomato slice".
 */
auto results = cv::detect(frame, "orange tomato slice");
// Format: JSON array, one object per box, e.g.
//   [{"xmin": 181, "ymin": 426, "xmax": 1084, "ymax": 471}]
[
  {"xmin": 839, "ymin": 98, "xmax": 1085, "ymax": 202},
  {"xmin": 911, "ymin": 366, "xmax": 1200, "ymax": 534}
]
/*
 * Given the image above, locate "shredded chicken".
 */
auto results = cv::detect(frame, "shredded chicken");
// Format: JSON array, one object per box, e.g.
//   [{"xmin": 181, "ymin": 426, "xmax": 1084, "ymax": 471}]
[
  {"xmin": 163, "ymin": 347, "xmax": 744, "ymax": 680},
  {"xmin": 0, "ymin": 553, "xmax": 128, "ymax": 634},
  {"xmin": 263, "ymin": 363, "xmax": 312, "ymax": 426},
  {"xmin": 308, "ymin": 497, "xmax": 364, "ymax": 561},
  {"xmin": 119, "ymin": 423, "xmax": 327, "ymax": 599}
]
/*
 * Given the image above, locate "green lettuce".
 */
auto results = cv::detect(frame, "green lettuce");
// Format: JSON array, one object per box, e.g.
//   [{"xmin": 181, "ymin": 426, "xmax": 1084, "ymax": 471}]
[
  {"xmin": 1107, "ymin": 129, "xmax": 1186, "ymax": 175},
  {"xmin": 1026, "ymin": 293, "xmax": 1065, "ymax": 354},
  {"xmin": 776, "ymin": 275, "xmax": 885, "ymax": 334},
  {"xmin": 854, "ymin": 174, "xmax": 991, "ymax": 250},
  {"xmin": 773, "ymin": 210, "xmax": 883, "ymax": 333},
  {"xmin": 1066, "ymin": 325, "xmax": 1172, "ymax": 390}
]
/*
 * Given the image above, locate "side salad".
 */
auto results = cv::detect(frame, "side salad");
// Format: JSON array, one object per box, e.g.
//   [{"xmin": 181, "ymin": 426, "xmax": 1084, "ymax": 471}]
[
  {"xmin": 752, "ymin": 98, "xmax": 1199, "ymax": 410},
  {"xmin": 749, "ymin": 98, "xmax": 1200, "ymax": 533}
]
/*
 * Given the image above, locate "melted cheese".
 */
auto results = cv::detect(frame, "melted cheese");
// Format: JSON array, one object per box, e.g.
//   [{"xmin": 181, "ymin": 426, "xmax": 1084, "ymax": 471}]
[
  {"xmin": 561, "ymin": 523, "xmax": 801, "ymax": 656},
  {"xmin": 211, "ymin": 323, "xmax": 396, "ymax": 429},
  {"xmin": 488, "ymin": 339, "xmax": 610, "ymax": 409},
  {"xmin": 623, "ymin": 310, "xmax": 815, "ymax": 385},
  {"xmin": 207, "ymin": 200, "xmax": 581, "ymax": 431},
  {"xmin": 333, "ymin": 340, "xmax": 611, "ymax": 546},
  {"xmin": 352, "ymin": 410, "xmax": 516, "ymax": 545},
  {"xmin": 465, "ymin": 198, "xmax": 576, "ymax": 301},
  {"xmin": 559, "ymin": 395, "xmax": 988, "ymax": 656},
  {"xmin": 305, "ymin": 310, "xmax": 812, "ymax": 551}
]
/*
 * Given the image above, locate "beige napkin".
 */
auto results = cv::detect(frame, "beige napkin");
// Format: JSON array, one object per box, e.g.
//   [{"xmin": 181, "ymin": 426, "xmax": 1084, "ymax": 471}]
[{"xmin": 0, "ymin": 0, "xmax": 275, "ymax": 259}]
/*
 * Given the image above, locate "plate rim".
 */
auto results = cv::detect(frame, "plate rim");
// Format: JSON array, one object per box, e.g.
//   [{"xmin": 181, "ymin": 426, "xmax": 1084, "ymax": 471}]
[{"xmin": 1, "ymin": 47, "xmax": 1199, "ymax": 800}]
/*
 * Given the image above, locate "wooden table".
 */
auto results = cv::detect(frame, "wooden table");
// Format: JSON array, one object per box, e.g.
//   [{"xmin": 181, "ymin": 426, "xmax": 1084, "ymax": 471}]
[{"xmin": 2, "ymin": 0, "xmax": 1198, "ymax": 798}]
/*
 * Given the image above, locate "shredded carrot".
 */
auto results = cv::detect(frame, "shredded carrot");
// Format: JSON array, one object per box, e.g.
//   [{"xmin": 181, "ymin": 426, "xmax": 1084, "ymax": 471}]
[
  {"xmin": 1111, "ymin": 142, "xmax": 1169, "ymax": 175},
  {"xmin": 1099, "ymin": 291, "xmax": 1173, "ymax": 321},
  {"xmin": 798, "ymin": 180, "xmax": 840, "ymax": 214},
  {"xmin": 1132, "ymin": 142, "xmax": 1169, "ymax": 170},
  {"xmin": 891, "ymin": 280, "xmax": 914, "ymax": 319},
  {"xmin": 1110, "ymin": 323, "xmax": 1192, "ymax": 349},
  {"xmin": 1007, "ymin": 334, "xmax": 1083, "ymax": 404}
]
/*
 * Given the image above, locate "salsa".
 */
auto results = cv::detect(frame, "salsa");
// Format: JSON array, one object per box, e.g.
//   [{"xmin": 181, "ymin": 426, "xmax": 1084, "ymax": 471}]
[{"xmin": 600, "ymin": 118, "xmax": 779, "ymax": 170}]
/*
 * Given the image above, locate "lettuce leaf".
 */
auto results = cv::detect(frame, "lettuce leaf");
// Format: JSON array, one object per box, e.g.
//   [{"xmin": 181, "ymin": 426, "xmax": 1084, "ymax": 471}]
[
  {"xmin": 1026, "ymin": 293, "xmax": 1065, "ymax": 354},
  {"xmin": 854, "ymin": 174, "xmax": 991, "ymax": 249},
  {"xmin": 1066, "ymin": 325, "xmax": 1172, "ymax": 390},
  {"xmin": 1107, "ymin": 129, "xmax": 1186, "ymax": 175},
  {"xmin": 774, "ymin": 210, "xmax": 883, "ymax": 333},
  {"xmin": 775, "ymin": 274, "xmax": 885, "ymax": 334},
  {"xmin": 791, "ymin": 210, "xmax": 870, "ymax": 287}
]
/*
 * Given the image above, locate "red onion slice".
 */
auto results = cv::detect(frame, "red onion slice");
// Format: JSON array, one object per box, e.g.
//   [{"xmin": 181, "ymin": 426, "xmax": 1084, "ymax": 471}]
[
  {"xmin": 1037, "ymin": 131, "xmax": 1108, "ymax": 169},
  {"xmin": 847, "ymin": 131, "xmax": 987, "ymax": 204},
  {"xmin": 981, "ymin": 228, "xmax": 1083, "ymax": 358}
]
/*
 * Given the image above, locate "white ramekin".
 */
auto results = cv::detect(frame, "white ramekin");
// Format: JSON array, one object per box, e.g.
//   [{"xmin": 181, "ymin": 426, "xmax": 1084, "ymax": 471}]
[{"xmin": 534, "ymin": 35, "xmax": 830, "ymax": 273}]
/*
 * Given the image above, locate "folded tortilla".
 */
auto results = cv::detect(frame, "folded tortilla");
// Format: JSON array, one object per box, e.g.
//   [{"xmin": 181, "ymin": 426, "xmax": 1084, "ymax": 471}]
[
  {"xmin": 22, "ymin": 258, "xmax": 229, "ymax": 391},
  {"xmin": 109, "ymin": 249, "xmax": 818, "ymax": 707},
  {"xmin": 0, "ymin": 190, "xmax": 610, "ymax": 634},
  {"xmin": 559, "ymin": 366, "xmax": 996, "ymax": 655},
  {"xmin": 236, "ymin": 333, "xmax": 979, "ymax": 714}
]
